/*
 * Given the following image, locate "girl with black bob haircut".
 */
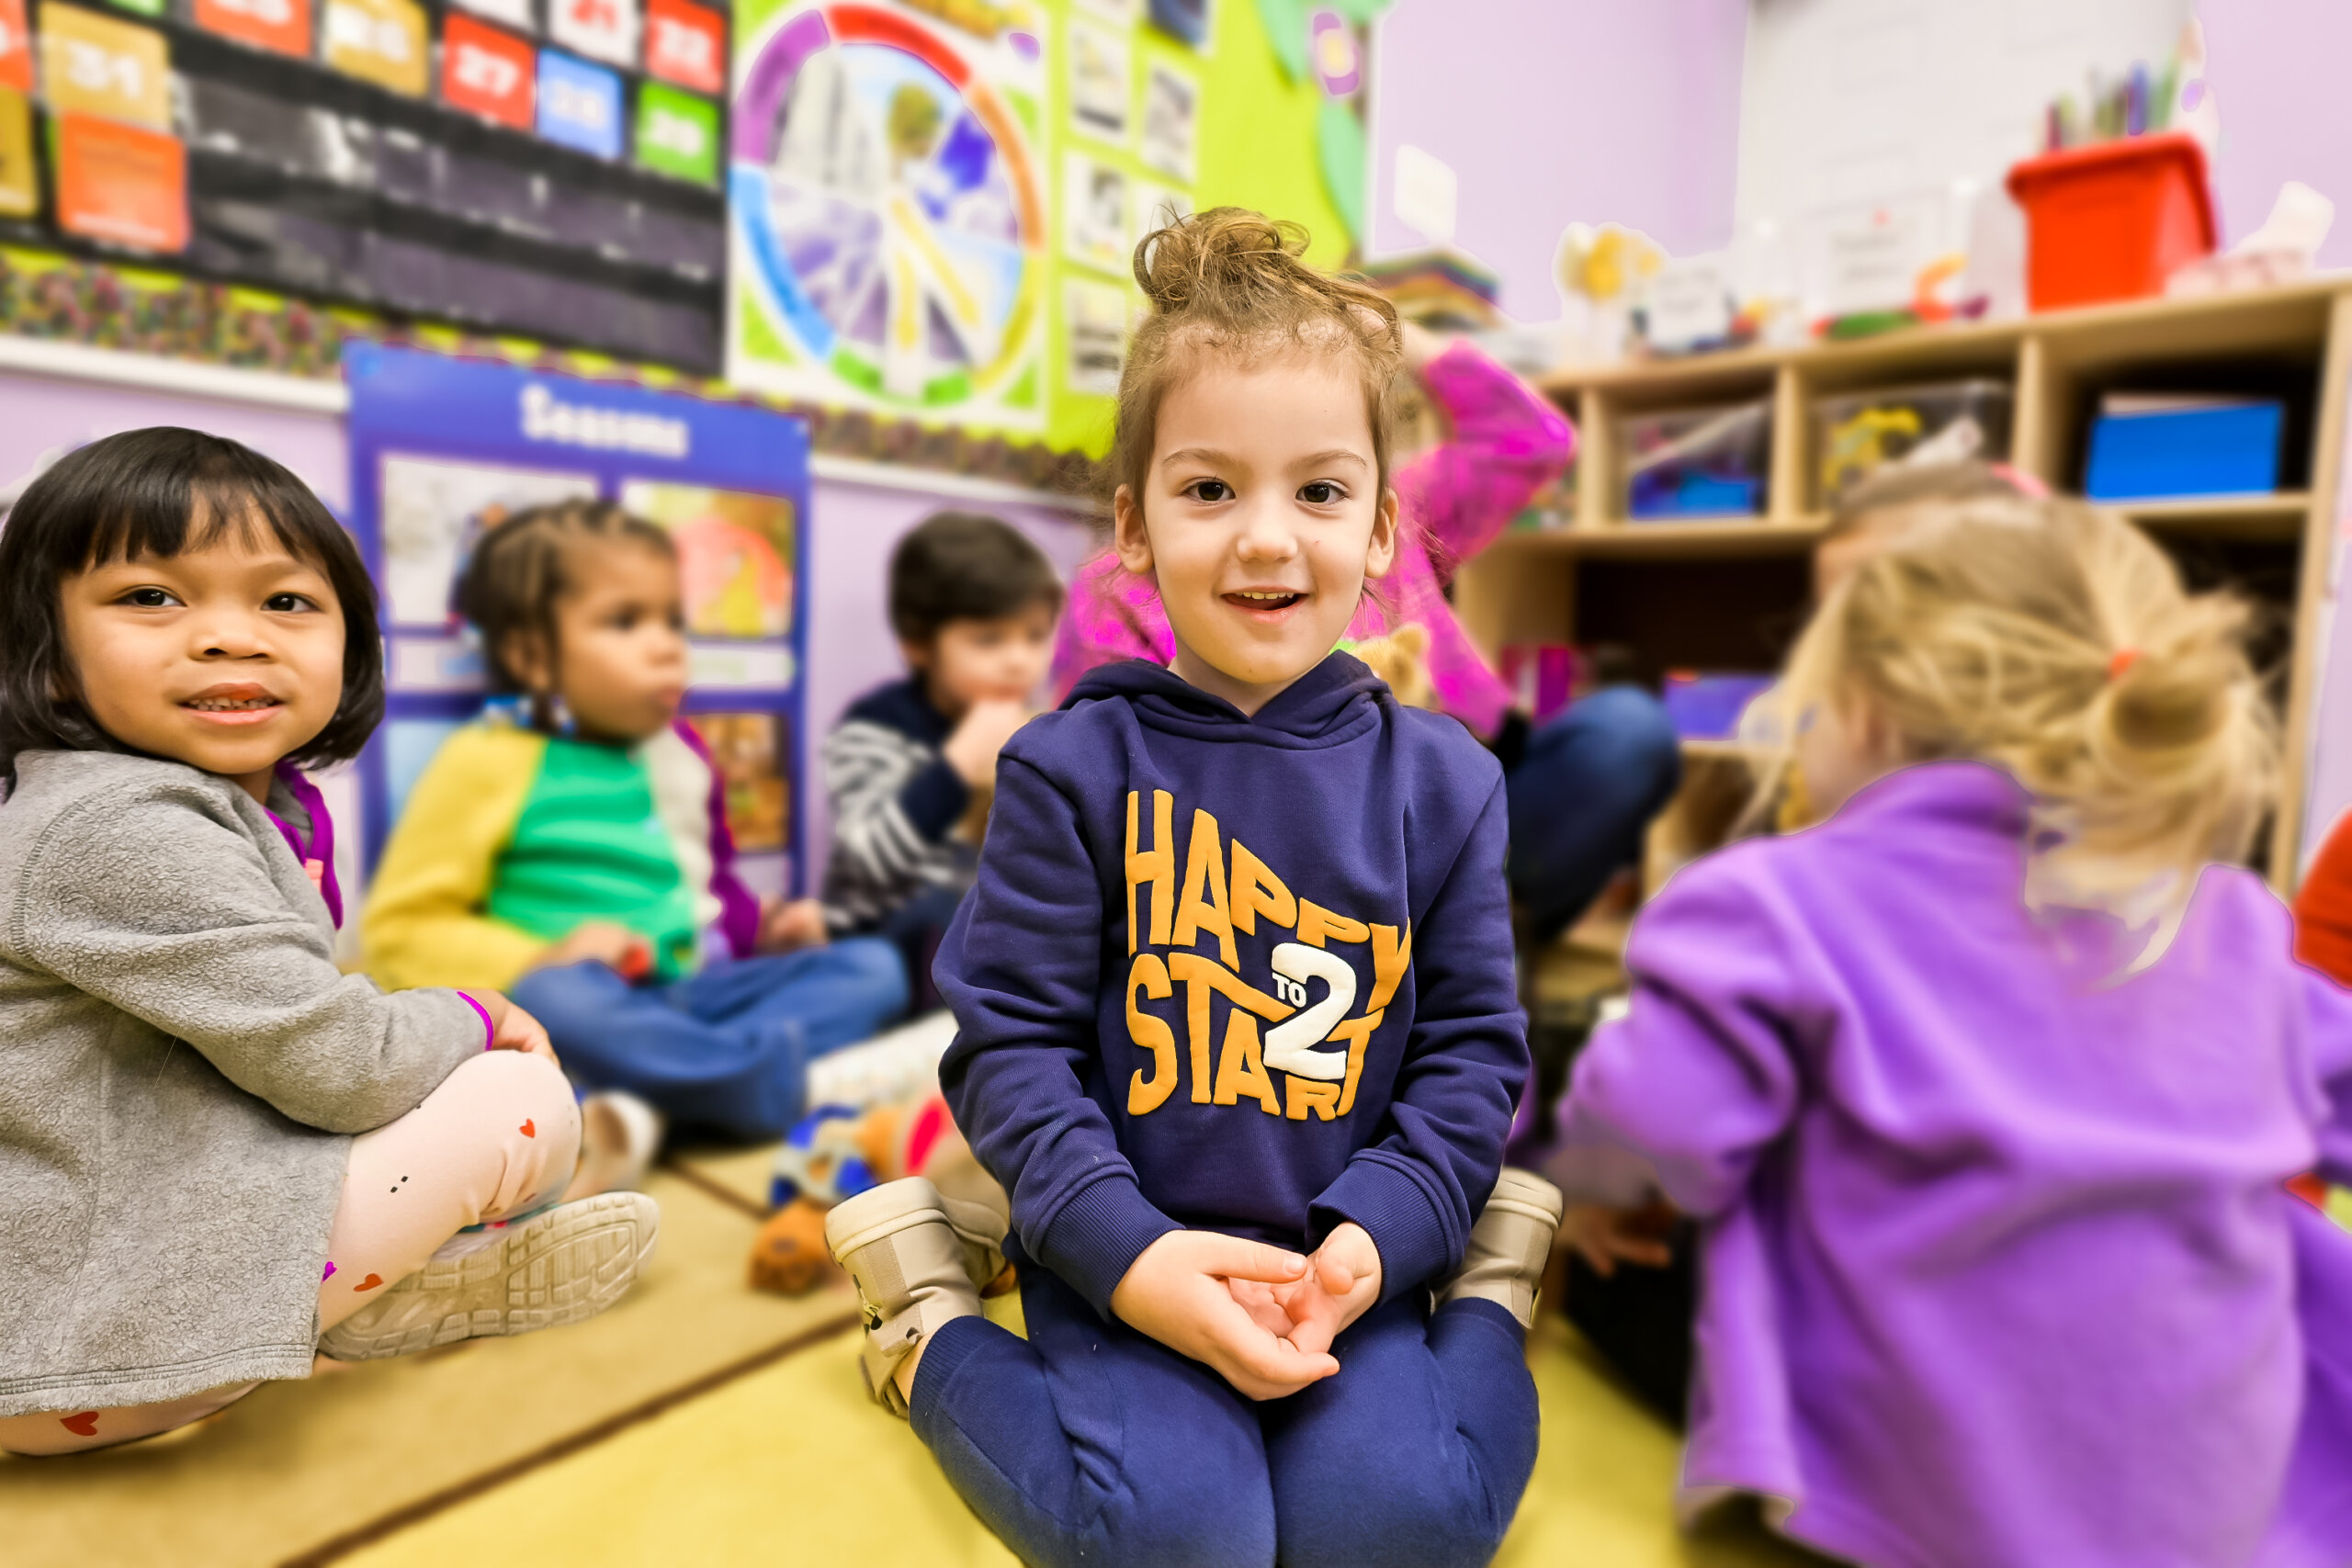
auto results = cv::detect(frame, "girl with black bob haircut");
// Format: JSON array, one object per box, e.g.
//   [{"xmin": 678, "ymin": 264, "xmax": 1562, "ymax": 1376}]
[
  {"xmin": 0, "ymin": 425, "xmax": 655, "ymax": 1459},
  {"xmin": 0, "ymin": 427, "xmax": 384, "ymax": 784}
]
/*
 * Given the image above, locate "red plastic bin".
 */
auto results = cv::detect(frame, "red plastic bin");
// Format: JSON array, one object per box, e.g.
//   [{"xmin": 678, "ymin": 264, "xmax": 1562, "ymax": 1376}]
[{"xmin": 2005, "ymin": 132, "xmax": 2216, "ymax": 311}]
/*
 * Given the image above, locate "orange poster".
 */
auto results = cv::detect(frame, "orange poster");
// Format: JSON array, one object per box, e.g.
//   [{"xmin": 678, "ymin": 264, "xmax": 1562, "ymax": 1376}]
[
  {"xmin": 0, "ymin": 0, "xmax": 30, "ymax": 94},
  {"xmin": 322, "ymin": 0, "xmax": 425, "ymax": 96},
  {"xmin": 39, "ymin": 5, "xmax": 170, "ymax": 128},
  {"xmin": 0, "ymin": 85, "xmax": 33, "ymax": 218},
  {"xmin": 54, "ymin": 111, "xmax": 187, "ymax": 252},
  {"xmin": 192, "ymin": 0, "xmax": 311, "ymax": 58}
]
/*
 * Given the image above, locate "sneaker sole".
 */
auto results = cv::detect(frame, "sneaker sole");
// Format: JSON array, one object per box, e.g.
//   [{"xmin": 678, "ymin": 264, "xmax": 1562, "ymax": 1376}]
[{"xmin": 318, "ymin": 1192, "xmax": 660, "ymax": 1361}]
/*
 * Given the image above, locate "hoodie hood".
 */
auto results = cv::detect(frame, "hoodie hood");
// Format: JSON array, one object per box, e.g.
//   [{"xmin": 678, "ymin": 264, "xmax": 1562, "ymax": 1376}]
[{"xmin": 1062, "ymin": 652, "xmax": 1389, "ymax": 750}]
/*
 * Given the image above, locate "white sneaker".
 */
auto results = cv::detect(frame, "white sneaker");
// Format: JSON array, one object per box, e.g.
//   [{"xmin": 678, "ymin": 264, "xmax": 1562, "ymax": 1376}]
[
  {"xmin": 802, "ymin": 1010, "xmax": 957, "ymax": 1112},
  {"xmin": 566, "ymin": 1091, "xmax": 665, "ymax": 1200},
  {"xmin": 318, "ymin": 1191, "xmax": 660, "ymax": 1361}
]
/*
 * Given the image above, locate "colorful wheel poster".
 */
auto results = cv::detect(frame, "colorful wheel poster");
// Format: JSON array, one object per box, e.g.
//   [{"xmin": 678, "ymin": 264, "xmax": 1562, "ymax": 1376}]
[{"xmin": 727, "ymin": 0, "xmax": 1048, "ymax": 428}]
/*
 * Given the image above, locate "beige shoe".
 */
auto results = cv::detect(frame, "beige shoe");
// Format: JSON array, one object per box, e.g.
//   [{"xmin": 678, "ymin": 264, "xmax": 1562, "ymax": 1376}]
[
  {"xmin": 922, "ymin": 1139, "xmax": 1012, "ymax": 1294},
  {"xmin": 823, "ymin": 1177, "xmax": 984, "ymax": 1417},
  {"xmin": 318, "ymin": 1191, "xmax": 660, "ymax": 1360},
  {"xmin": 1433, "ymin": 1169, "xmax": 1566, "ymax": 1329}
]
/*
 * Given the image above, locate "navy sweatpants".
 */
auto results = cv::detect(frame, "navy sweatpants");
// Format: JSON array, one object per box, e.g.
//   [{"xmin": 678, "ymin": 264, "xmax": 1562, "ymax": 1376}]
[
  {"xmin": 510, "ymin": 939, "xmax": 908, "ymax": 1141},
  {"xmin": 910, "ymin": 1261, "xmax": 1539, "ymax": 1568}
]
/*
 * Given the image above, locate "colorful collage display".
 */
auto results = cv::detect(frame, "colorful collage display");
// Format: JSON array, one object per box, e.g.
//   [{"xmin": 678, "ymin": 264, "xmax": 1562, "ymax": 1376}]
[{"xmin": 726, "ymin": 0, "xmax": 1209, "ymax": 434}]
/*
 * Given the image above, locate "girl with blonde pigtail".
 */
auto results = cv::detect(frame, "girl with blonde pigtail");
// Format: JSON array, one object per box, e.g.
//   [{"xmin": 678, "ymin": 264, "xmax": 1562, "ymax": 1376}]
[{"xmin": 1559, "ymin": 490, "xmax": 2352, "ymax": 1566}]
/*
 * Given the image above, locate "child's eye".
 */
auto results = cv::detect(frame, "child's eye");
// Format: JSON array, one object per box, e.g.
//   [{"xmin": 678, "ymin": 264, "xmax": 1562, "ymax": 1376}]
[
  {"xmin": 119, "ymin": 587, "xmax": 180, "ymax": 608},
  {"xmin": 264, "ymin": 592, "xmax": 318, "ymax": 613},
  {"xmin": 1185, "ymin": 479, "xmax": 1233, "ymax": 503},
  {"xmin": 1299, "ymin": 481, "xmax": 1345, "ymax": 505}
]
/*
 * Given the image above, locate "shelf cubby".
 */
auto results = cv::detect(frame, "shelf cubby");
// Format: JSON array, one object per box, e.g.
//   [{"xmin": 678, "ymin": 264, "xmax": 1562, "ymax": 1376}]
[{"xmin": 1471, "ymin": 277, "xmax": 2352, "ymax": 891}]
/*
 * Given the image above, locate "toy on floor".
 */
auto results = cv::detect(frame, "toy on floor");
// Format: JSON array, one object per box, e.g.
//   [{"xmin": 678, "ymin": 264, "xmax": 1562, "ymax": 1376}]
[{"xmin": 748, "ymin": 1091, "xmax": 1011, "ymax": 1296}]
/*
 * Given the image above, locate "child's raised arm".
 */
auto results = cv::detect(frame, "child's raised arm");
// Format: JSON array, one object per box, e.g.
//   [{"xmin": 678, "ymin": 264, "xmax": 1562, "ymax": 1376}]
[
  {"xmin": 16, "ymin": 777, "xmax": 490, "ymax": 1134},
  {"xmin": 1562, "ymin": 856, "xmax": 1808, "ymax": 1216}
]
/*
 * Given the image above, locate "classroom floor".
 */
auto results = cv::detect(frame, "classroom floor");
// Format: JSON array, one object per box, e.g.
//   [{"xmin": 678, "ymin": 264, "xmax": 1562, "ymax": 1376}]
[{"xmin": 2, "ymin": 1140, "xmax": 1815, "ymax": 1568}]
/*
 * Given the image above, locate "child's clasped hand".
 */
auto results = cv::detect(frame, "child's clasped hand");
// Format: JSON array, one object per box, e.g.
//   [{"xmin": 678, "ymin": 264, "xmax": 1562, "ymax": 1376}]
[{"xmin": 1112, "ymin": 1222, "xmax": 1384, "ymax": 1400}]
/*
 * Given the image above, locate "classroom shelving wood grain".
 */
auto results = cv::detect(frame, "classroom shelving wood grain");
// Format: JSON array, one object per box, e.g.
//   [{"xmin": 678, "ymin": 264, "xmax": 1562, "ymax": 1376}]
[{"xmin": 1455, "ymin": 277, "xmax": 2352, "ymax": 893}]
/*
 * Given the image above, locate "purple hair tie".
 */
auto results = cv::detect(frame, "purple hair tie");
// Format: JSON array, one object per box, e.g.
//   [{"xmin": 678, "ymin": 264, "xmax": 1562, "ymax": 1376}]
[{"xmin": 456, "ymin": 991, "xmax": 497, "ymax": 1050}]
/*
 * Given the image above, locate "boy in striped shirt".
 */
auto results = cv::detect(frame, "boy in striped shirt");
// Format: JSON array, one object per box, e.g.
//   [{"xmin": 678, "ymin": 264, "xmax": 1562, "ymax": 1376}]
[{"xmin": 820, "ymin": 513, "xmax": 1065, "ymax": 976}]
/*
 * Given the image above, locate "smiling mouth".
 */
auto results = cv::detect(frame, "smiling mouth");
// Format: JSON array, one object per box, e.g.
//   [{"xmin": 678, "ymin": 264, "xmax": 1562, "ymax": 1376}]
[
  {"xmin": 1227, "ymin": 589, "xmax": 1304, "ymax": 612},
  {"xmin": 186, "ymin": 695, "xmax": 281, "ymax": 712}
]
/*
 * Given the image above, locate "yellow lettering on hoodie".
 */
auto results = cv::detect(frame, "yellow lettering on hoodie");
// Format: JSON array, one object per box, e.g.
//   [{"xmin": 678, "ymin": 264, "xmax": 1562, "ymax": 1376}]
[
  {"xmin": 1125, "ymin": 790, "xmax": 1175, "ymax": 953},
  {"xmin": 1170, "ymin": 952, "xmax": 1294, "ymax": 1104},
  {"xmin": 1173, "ymin": 808, "xmax": 1238, "ymax": 968},
  {"xmin": 1126, "ymin": 952, "xmax": 1179, "ymax": 1115},
  {"xmin": 1212, "ymin": 1010, "xmax": 1283, "ymax": 1115},
  {"xmin": 1325, "ymin": 1009, "xmax": 1385, "ymax": 1116},
  {"xmin": 1369, "ymin": 922, "xmax": 1412, "ymax": 1010},
  {"xmin": 1228, "ymin": 838, "xmax": 1297, "ymax": 935},
  {"xmin": 1296, "ymin": 899, "xmax": 1371, "ymax": 948}
]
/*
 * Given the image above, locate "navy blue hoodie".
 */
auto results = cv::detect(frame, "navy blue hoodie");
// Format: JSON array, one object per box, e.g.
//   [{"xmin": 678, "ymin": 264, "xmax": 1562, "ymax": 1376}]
[{"xmin": 934, "ymin": 652, "xmax": 1527, "ymax": 1316}]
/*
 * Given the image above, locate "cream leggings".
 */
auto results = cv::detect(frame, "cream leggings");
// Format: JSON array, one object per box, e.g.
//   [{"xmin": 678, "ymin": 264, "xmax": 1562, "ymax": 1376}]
[{"xmin": 0, "ymin": 1050, "xmax": 581, "ymax": 1457}]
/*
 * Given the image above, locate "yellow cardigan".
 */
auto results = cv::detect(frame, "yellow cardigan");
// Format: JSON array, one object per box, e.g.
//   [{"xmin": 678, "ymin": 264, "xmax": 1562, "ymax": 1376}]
[{"xmin": 361, "ymin": 724, "xmax": 549, "ymax": 994}]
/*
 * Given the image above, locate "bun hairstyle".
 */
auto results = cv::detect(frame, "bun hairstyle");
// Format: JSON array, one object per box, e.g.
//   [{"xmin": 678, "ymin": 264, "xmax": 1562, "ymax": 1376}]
[
  {"xmin": 1774, "ymin": 491, "xmax": 2278, "ymax": 931},
  {"xmin": 1111, "ymin": 208, "xmax": 1405, "ymax": 512}
]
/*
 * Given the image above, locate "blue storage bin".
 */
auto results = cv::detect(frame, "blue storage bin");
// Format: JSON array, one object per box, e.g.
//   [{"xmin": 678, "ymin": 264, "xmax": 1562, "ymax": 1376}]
[
  {"xmin": 1624, "ymin": 400, "xmax": 1770, "ymax": 521},
  {"xmin": 1661, "ymin": 671, "xmax": 1776, "ymax": 740},
  {"xmin": 2085, "ymin": 402, "xmax": 2283, "ymax": 500}
]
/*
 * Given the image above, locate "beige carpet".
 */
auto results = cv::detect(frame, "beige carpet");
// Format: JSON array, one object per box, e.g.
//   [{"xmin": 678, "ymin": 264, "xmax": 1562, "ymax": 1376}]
[
  {"xmin": 0, "ymin": 1168, "xmax": 858, "ymax": 1568},
  {"xmin": 336, "ymin": 1299, "xmax": 1813, "ymax": 1568}
]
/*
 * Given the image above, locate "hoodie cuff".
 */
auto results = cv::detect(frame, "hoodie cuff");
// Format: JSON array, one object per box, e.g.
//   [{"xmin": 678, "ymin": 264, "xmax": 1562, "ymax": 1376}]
[
  {"xmin": 899, "ymin": 758, "xmax": 972, "ymax": 842},
  {"xmin": 1312, "ymin": 1154, "xmax": 1457, "ymax": 1305},
  {"xmin": 1036, "ymin": 1176, "xmax": 1182, "ymax": 1318}
]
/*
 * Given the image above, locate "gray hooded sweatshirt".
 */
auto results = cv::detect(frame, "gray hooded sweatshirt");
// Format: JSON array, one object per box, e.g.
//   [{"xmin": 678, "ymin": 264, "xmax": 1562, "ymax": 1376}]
[{"xmin": 0, "ymin": 750, "xmax": 484, "ymax": 1417}]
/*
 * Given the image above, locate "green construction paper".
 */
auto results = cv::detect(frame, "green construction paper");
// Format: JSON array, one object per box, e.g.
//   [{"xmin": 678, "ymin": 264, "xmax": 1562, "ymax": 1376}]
[
  {"xmin": 1323, "ymin": 0, "xmax": 1394, "ymax": 21},
  {"xmin": 1254, "ymin": 0, "xmax": 1307, "ymax": 81},
  {"xmin": 1317, "ymin": 98, "xmax": 1366, "ymax": 243},
  {"xmin": 635, "ymin": 84, "xmax": 719, "ymax": 185}
]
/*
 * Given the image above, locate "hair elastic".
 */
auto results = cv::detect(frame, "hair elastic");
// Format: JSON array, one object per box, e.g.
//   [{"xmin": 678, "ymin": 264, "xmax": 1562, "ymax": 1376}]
[{"xmin": 2107, "ymin": 648, "xmax": 2143, "ymax": 682}]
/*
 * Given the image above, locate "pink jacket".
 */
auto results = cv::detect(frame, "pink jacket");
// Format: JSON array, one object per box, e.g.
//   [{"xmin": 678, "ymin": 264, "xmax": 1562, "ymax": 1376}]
[{"xmin": 1050, "ymin": 341, "xmax": 1576, "ymax": 738}]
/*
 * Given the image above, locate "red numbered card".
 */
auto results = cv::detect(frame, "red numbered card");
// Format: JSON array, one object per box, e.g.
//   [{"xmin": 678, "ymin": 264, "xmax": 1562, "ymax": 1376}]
[
  {"xmin": 192, "ymin": 0, "xmax": 310, "ymax": 57},
  {"xmin": 0, "ymin": 0, "xmax": 28, "ymax": 93},
  {"xmin": 441, "ymin": 12, "xmax": 532, "ymax": 128},
  {"xmin": 547, "ymin": 0, "xmax": 634, "ymax": 68},
  {"xmin": 642, "ymin": 0, "xmax": 719, "ymax": 94}
]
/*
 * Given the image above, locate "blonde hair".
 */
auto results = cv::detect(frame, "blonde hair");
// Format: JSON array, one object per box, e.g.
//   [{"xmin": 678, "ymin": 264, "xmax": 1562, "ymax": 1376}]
[
  {"xmin": 1767, "ymin": 491, "xmax": 2277, "ymax": 931},
  {"xmin": 1111, "ymin": 208, "xmax": 1404, "ymax": 509}
]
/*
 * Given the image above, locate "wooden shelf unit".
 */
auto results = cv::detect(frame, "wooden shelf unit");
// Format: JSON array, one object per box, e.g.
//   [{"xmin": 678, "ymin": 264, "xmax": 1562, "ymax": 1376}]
[{"xmin": 1456, "ymin": 277, "xmax": 2352, "ymax": 892}]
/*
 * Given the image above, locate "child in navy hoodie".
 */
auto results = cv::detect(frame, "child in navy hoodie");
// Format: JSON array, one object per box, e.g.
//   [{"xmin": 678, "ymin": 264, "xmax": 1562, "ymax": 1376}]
[{"xmin": 824, "ymin": 209, "xmax": 1562, "ymax": 1568}]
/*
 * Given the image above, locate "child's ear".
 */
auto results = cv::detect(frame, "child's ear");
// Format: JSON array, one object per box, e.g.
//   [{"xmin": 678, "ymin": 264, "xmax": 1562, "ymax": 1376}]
[
  {"xmin": 1112, "ymin": 484, "xmax": 1154, "ymax": 576},
  {"xmin": 899, "ymin": 637, "xmax": 935, "ymax": 673},
  {"xmin": 501, "ymin": 630, "xmax": 553, "ymax": 693},
  {"xmin": 1364, "ymin": 488, "xmax": 1400, "ymax": 581}
]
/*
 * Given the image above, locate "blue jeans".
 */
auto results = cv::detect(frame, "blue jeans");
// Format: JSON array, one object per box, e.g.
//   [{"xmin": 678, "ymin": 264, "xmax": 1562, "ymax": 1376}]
[
  {"xmin": 911, "ymin": 1264, "xmax": 1538, "ymax": 1568},
  {"xmin": 510, "ymin": 940, "xmax": 909, "ymax": 1141},
  {"xmin": 1505, "ymin": 688, "xmax": 1682, "ymax": 944}
]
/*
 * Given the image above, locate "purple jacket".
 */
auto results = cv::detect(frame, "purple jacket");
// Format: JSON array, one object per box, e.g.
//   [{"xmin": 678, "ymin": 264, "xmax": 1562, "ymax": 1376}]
[{"xmin": 1563, "ymin": 761, "xmax": 2352, "ymax": 1568}]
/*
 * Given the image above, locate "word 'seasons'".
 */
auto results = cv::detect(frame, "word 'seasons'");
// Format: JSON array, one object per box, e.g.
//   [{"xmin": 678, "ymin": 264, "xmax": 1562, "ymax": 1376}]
[{"xmin": 1123, "ymin": 790, "xmax": 1409, "ymax": 1121}]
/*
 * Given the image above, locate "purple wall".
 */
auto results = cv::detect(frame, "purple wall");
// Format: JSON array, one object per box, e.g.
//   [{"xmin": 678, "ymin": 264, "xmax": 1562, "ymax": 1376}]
[
  {"xmin": 2201, "ymin": 0, "xmax": 2352, "ymax": 267},
  {"xmin": 1370, "ymin": 0, "xmax": 1747, "ymax": 322}
]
